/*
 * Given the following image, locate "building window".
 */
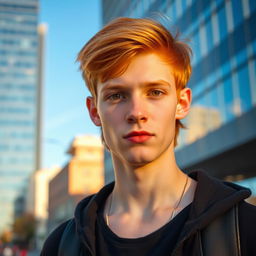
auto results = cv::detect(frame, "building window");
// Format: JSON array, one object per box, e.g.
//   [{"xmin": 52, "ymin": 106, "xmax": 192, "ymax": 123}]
[
  {"xmin": 237, "ymin": 65, "xmax": 252, "ymax": 113},
  {"xmin": 211, "ymin": 11, "xmax": 220, "ymax": 46},
  {"xmin": 199, "ymin": 23, "xmax": 208, "ymax": 57},
  {"xmin": 217, "ymin": 5, "xmax": 228, "ymax": 42},
  {"xmin": 225, "ymin": 0, "xmax": 234, "ymax": 33},
  {"xmin": 249, "ymin": 0, "xmax": 256, "ymax": 13},
  {"xmin": 242, "ymin": 0, "xmax": 250, "ymax": 19},
  {"xmin": 205, "ymin": 18, "xmax": 214, "ymax": 52},
  {"xmin": 248, "ymin": 59, "xmax": 256, "ymax": 105},
  {"xmin": 232, "ymin": 0, "xmax": 243, "ymax": 28},
  {"xmin": 223, "ymin": 76, "xmax": 234, "ymax": 122}
]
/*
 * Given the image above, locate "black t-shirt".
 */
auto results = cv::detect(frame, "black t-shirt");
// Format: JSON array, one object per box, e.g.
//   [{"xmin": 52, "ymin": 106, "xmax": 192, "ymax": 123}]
[
  {"xmin": 41, "ymin": 204, "xmax": 191, "ymax": 256},
  {"xmin": 95, "ymin": 204, "xmax": 191, "ymax": 256}
]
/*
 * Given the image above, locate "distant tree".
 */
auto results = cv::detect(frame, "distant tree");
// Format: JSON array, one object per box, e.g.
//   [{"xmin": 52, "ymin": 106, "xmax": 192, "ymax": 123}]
[
  {"xmin": 0, "ymin": 229, "xmax": 13, "ymax": 244},
  {"xmin": 12, "ymin": 213, "xmax": 36, "ymax": 249}
]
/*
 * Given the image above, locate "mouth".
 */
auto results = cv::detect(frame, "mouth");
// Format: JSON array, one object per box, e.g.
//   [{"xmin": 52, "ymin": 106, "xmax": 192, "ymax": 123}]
[{"xmin": 123, "ymin": 131, "xmax": 154, "ymax": 143}]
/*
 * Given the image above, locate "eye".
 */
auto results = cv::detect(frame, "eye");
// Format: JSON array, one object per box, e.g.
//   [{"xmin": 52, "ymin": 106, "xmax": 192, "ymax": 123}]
[
  {"xmin": 107, "ymin": 93, "xmax": 125, "ymax": 101},
  {"xmin": 149, "ymin": 89, "xmax": 164, "ymax": 97}
]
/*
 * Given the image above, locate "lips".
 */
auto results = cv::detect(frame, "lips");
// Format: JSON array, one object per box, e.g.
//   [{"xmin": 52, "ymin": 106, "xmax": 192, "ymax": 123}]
[{"xmin": 123, "ymin": 131, "xmax": 154, "ymax": 143}]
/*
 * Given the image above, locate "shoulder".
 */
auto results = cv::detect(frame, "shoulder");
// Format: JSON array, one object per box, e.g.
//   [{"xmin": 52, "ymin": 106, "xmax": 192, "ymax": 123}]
[
  {"xmin": 238, "ymin": 201, "xmax": 256, "ymax": 255},
  {"xmin": 40, "ymin": 220, "xmax": 71, "ymax": 256}
]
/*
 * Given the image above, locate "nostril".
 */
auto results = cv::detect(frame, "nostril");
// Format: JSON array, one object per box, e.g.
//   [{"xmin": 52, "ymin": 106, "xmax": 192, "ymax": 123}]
[
  {"xmin": 127, "ymin": 115, "xmax": 137, "ymax": 123},
  {"xmin": 140, "ymin": 116, "xmax": 147, "ymax": 121},
  {"xmin": 126, "ymin": 113, "xmax": 147, "ymax": 123}
]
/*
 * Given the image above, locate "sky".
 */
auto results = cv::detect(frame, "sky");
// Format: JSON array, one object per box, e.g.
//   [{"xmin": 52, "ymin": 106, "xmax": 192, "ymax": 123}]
[{"xmin": 39, "ymin": 0, "xmax": 101, "ymax": 168}]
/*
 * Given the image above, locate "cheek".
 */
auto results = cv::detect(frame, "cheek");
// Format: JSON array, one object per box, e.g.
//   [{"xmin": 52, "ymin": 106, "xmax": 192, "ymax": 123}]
[
  {"xmin": 156, "ymin": 104, "xmax": 177, "ymax": 130},
  {"xmin": 100, "ymin": 104, "xmax": 124, "ymax": 122},
  {"xmin": 157, "ymin": 102, "xmax": 177, "ymax": 119},
  {"xmin": 98, "ymin": 106, "xmax": 124, "ymax": 138}
]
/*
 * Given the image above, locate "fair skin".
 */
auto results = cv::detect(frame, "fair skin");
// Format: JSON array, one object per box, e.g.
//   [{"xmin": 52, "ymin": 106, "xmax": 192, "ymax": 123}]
[{"xmin": 87, "ymin": 53, "xmax": 197, "ymax": 238}]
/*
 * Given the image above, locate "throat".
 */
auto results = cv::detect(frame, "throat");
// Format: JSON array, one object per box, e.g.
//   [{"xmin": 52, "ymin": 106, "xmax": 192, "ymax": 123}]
[
  {"xmin": 104, "ymin": 174, "xmax": 193, "ymax": 238},
  {"xmin": 103, "ymin": 202, "xmax": 190, "ymax": 239}
]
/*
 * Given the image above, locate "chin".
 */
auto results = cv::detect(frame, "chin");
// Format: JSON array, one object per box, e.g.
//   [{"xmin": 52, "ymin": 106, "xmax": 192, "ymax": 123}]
[{"xmin": 124, "ymin": 153, "xmax": 155, "ymax": 167}]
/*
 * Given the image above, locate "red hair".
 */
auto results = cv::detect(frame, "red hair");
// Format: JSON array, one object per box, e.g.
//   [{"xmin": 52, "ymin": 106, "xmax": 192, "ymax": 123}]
[{"xmin": 77, "ymin": 17, "xmax": 192, "ymax": 146}]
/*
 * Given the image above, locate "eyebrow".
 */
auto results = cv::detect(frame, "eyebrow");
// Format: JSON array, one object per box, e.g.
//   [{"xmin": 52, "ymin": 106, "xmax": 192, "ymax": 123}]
[
  {"xmin": 101, "ymin": 79, "xmax": 172, "ymax": 92},
  {"xmin": 141, "ymin": 80, "xmax": 172, "ymax": 88}
]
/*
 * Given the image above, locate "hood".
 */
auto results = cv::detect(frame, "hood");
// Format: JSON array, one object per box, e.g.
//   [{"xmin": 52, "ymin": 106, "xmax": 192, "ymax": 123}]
[
  {"xmin": 74, "ymin": 182, "xmax": 114, "ymax": 255},
  {"xmin": 73, "ymin": 170, "xmax": 251, "ymax": 254},
  {"xmin": 176, "ymin": 171, "xmax": 251, "ymax": 246}
]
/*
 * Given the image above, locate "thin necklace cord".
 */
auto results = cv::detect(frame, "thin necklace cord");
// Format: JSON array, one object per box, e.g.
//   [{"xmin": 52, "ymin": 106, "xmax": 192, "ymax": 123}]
[{"xmin": 106, "ymin": 175, "xmax": 189, "ymax": 226}]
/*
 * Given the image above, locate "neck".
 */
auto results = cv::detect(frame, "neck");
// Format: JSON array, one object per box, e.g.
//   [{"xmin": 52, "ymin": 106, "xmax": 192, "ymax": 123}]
[{"xmin": 109, "ymin": 147, "xmax": 192, "ymax": 217}]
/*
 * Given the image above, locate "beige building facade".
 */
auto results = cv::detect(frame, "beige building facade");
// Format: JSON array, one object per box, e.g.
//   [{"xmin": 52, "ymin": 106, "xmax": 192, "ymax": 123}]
[
  {"xmin": 26, "ymin": 166, "xmax": 60, "ymax": 249},
  {"xmin": 48, "ymin": 135, "xmax": 104, "ymax": 232},
  {"xmin": 184, "ymin": 105, "xmax": 221, "ymax": 144}
]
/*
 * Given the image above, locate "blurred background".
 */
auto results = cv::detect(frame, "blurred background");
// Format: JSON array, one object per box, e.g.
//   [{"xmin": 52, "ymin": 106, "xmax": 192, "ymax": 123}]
[{"xmin": 0, "ymin": 0, "xmax": 255, "ymax": 254}]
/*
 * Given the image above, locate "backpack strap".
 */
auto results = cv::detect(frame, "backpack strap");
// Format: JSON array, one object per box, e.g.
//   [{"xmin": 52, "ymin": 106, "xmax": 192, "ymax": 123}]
[
  {"xmin": 58, "ymin": 219, "xmax": 83, "ymax": 256},
  {"xmin": 200, "ymin": 204, "xmax": 241, "ymax": 256}
]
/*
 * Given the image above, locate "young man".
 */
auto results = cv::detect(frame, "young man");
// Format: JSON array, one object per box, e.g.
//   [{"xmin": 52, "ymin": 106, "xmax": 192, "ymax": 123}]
[{"xmin": 41, "ymin": 17, "xmax": 256, "ymax": 256}]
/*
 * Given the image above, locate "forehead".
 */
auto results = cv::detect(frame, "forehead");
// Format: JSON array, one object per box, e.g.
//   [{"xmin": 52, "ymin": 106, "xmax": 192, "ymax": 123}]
[{"xmin": 97, "ymin": 53, "xmax": 175, "ymax": 92}]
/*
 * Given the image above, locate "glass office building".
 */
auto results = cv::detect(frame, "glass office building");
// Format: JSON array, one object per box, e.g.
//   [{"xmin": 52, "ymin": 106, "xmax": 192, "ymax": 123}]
[
  {"xmin": 102, "ymin": 0, "xmax": 256, "ymax": 192},
  {"xmin": 0, "ymin": 0, "xmax": 41, "ymax": 231}
]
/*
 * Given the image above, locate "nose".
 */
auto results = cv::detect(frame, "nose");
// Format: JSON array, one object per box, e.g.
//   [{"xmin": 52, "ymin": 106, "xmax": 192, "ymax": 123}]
[
  {"xmin": 126, "ymin": 96, "xmax": 148, "ymax": 124},
  {"xmin": 127, "ymin": 112, "xmax": 148, "ymax": 124}
]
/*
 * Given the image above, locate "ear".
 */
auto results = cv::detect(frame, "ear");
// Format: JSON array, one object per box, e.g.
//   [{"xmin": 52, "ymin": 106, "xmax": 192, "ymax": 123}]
[
  {"xmin": 175, "ymin": 88, "xmax": 192, "ymax": 120},
  {"xmin": 86, "ymin": 96, "xmax": 101, "ymax": 126}
]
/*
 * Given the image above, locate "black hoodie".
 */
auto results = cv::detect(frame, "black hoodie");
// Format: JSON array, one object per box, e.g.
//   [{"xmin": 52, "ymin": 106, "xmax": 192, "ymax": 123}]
[{"xmin": 41, "ymin": 171, "xmax": 256, "ymax": 255}]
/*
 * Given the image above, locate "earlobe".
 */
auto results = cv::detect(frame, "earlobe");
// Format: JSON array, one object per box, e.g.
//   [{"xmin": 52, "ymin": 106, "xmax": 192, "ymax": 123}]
[
  {"xmin": 175, "ymin": 88, "xmax": 192, "ymax": 120},
  {"xmin": 86, "ymin": 97, "xmax": 101, "ymax": 126}
]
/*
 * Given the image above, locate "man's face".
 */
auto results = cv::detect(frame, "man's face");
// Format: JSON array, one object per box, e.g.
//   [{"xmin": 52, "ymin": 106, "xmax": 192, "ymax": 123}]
[{"xmin": 87, "ymin": 53, "xmax": 190, "ymax": 167}]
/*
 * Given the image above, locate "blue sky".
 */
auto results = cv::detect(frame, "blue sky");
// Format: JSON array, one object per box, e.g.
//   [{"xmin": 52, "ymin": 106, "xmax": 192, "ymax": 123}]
[{"xmin": 40, "ymin": 0, "xmax": 101, "ymax": 168}]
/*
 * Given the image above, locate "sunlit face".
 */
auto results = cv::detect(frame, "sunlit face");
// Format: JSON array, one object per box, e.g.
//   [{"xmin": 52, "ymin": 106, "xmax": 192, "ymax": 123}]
[{"xmin": 87, "ymin": 53, "xmax": 190, "ymax": 167}]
